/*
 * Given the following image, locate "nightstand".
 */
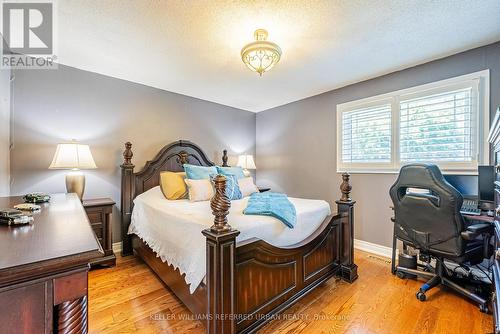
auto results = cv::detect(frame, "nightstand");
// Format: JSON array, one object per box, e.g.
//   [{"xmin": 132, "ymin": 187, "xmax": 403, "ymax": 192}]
[
  {"xmin": 258, "ymin": 187, "xmax": 271, "ymax": 193},
  {"xmin": 83, "ymin": 198, "xmax": 116, "ymax": 267}
]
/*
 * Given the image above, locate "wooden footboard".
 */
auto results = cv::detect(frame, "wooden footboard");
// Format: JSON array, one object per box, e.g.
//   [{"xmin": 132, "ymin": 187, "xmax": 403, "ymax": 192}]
[
  {"xmin": 120, "ymin": 141, "xmax": 357, "ymax": 334},
  {"xmin": 203, "ymin": 173, "xmax": 357, "ymax": 334},
  {"xmin": 234, "ymin": 214, "xmax": 341, "ymax": 333}
]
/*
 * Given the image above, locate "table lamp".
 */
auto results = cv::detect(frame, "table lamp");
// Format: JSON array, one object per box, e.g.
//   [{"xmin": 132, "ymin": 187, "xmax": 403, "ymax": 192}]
[
  {"xmin": 237, "ymin": 154, "xmax": 256, "ymax": 177},
  {"xmin": 49, "ymin": 141, "xmax": 97, "ymax": 200}
]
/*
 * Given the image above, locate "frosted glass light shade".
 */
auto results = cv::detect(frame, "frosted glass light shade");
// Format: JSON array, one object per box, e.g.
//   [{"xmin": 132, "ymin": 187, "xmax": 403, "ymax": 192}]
[
  {"xmin": 49, "ymin": 143, "xmax": 97, "ymax": 170},
  {"xmin": 237, "ymin": 155, "xmax": 256, "ymax": 170},
  {"xmin": 241, "ymin": 29, "xmax": 281, "ymax": 76}
]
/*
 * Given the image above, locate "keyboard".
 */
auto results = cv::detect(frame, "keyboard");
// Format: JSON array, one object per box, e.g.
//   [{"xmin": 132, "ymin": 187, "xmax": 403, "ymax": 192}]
[{"xmin": 460, "ymin": 199, "xmax": 481, "ymax": 216}]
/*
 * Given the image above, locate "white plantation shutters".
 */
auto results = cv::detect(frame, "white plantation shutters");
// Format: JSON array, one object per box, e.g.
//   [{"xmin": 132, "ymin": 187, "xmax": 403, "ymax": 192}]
[
  {"xmin": 399, "ymin": 88, "xmax": 475, "ymax": 163},
  {"xmin": 341, "ymin": 104, "xmax": 392, "ymax": 163},
  {"xmin": 336, "ymin": 71, "xmax": 488, "ymax": 172}
]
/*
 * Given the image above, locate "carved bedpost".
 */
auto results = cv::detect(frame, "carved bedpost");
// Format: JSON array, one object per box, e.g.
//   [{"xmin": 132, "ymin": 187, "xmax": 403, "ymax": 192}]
[
  {"xmin": 202, "ymin": 175, "xmax": 240, "ymax": 334},
  {"xmin": 210, "ymin": 175, "xmax": 232, "ymax": 232},
  {"xmin": 222, "ymin": 149, "xmax": 229, "ymax": 167},
  {"xmin": 336, "ymin": 172, "xmax": 358, "ymax": 283},
  {"xmin": 121, "ymin": 142, "xmax": 135, "ymax": 256}
]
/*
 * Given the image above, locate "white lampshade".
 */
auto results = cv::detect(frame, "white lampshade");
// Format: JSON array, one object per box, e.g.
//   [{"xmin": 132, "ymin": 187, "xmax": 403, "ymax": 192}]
[
  {"xmin": 49, "ymin": 142, "xmax": 97, "ymax": 170},
  {"xmin": 237, "ymin": 155, "xmax": 256, "ymax": 170}
]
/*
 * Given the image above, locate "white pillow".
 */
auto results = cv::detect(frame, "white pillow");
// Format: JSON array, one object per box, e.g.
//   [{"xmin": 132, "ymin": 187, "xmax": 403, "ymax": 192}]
[
  {"xmin": 238, "ymin": 177, "xmax": 259, "ymax": 197},
  {"xmin": 185, "ymin": 179, "xmax": 214, "ymax": 202}
]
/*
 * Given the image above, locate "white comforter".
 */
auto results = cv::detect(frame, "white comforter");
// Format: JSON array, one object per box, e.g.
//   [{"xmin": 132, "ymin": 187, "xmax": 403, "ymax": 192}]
[{"xmin": 129, "ymin": 186, "xmax": 331, "ymax": 293}]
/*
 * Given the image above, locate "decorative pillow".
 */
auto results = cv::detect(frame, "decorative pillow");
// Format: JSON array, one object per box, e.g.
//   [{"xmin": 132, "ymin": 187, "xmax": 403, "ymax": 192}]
[
  {"xmin": 185, "ymin": 178, "xmax": 214, "ymax": 202},
  {"xmin": 211, "ymin": 174, "xmax": 242, "ymax": 200},
  {"xmin": 183, "ymin": 164, "xmax": 218, "ymax": 180},
  {"xmin": 238, "ymin": 177, "xmax": 259, "ymax": 197},
  {"xmin": 216, "ymin": 166, "xmax": 245, "ymax": 179},
  {"xmin": 159, "ymin": 171, "xmax": 188, "ymax": 200}
]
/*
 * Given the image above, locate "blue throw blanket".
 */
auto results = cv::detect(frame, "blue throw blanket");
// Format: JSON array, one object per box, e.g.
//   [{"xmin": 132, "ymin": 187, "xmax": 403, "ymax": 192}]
[{"xmin": 243, "ymin": 192, "xmax": 297, "ymax": 228}]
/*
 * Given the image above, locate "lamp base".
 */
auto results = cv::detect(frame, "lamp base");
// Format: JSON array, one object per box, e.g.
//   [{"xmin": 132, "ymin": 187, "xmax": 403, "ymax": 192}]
[{"xmin": 66, "ymin": 171, "xmax": 85, "ymax": 200}]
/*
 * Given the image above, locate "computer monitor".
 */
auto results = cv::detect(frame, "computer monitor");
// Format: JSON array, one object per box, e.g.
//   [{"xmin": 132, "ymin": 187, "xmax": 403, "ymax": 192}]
[
  {"xmin": 444, "ymin": 174, "xmax": 478, "ymax": 198},
  {"xmin": 478, "ymin": 165, "xmax": 495, "ymax": 209}
]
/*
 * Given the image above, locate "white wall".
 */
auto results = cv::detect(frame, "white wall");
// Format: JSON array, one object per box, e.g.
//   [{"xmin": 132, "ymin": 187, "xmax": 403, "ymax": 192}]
[{"xmin": 0, "ymin": 69, "xmax": 10, "ymax": 196}]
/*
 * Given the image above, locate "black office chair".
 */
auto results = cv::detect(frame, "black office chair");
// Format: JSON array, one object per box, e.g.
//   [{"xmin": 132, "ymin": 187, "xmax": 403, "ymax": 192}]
[{"xmin": 389, "ymin": 163, "xmax": 493, "ymax": 313}]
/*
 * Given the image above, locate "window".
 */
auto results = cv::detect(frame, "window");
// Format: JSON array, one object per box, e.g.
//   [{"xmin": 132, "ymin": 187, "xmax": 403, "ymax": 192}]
[
  {"xmin": 337, "ymin": 70, "xmax": 489, "ymax": 173},
  {"xmin": 400, "ymin": 88, "xmax": 474, "ymax": 163},
  {"xmin": 341, "ymin": 104, "xmax": 392, "ymax": 164}
]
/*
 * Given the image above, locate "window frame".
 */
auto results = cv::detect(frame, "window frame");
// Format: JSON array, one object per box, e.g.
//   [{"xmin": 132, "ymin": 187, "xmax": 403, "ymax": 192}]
[{"xmin": 336, "ymin": 70, "xmax": 490, "ymax": 174}]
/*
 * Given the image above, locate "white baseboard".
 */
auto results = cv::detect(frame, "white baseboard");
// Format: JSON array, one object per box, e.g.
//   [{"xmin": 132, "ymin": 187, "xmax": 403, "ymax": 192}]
[
  {"xmin": 354, "ymin": 239, "xmax": 393, "ymax": 258},
  {"xmin": 112, "ymin": 241, "xmax": 122, "ymax": 254}
]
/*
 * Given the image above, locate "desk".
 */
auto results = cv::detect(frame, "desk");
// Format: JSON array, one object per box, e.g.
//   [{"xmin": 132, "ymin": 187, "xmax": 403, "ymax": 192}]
[
  {"xmin": 391, "ymin": 205, "xmax": 494, "ymax": 224},
  {"xmin": 462, "ymin": 212, "xmax": 494, "ymax": 223},
  {"xmin": 0, "ymin": 194, "xmax": 102, "ymax": 334}
]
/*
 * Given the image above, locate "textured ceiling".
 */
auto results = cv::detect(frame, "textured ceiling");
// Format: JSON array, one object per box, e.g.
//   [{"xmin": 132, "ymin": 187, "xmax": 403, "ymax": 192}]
[{"xmin": 57, "ymin": 0, "xmax": 500, "ymax": 112}]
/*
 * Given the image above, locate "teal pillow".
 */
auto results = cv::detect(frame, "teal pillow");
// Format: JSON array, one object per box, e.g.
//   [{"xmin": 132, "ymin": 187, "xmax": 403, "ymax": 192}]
[
  {"xmin": 184, "ymin": 164, "xmax": 218, "ymax": 180},
  {"xmin": 210, "ymin": 174, "xmax": 242, "ymax": 200},
  {"xmin": 216, "ymin": 166, "xmax": 245, "ymax": 179}
]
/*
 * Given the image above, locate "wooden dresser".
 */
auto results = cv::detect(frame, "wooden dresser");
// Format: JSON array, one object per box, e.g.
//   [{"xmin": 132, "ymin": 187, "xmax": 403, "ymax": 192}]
[
  {"xmin": 83, "ymin": 198, "xmax": 116, "ymax": 266},
  {"xmin": 0, "ymin": 193, "xmax": 102, "ymax": 334},
  {"xmin": 488, "ymin": 107, "xmax": 500, "ymax": 334}
]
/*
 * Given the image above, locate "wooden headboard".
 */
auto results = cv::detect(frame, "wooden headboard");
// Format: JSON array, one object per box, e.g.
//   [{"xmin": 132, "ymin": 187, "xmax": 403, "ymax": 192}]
[{"xmin": 120, "ymin": 140, "xmax": 228, "ymax": 255}]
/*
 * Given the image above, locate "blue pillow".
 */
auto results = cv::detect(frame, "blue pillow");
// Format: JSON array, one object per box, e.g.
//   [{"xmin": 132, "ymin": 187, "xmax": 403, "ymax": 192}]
[
  {"xmin": 184, "ymin": 164, "xmax": 218, "ymax": 180},
  {"xmin": 216, "ymin": 166, "xmax": 245, "ymax": 179},
  {"xmin": 210, "ymin": 174, "xmax": 242, "ymax": 200}
]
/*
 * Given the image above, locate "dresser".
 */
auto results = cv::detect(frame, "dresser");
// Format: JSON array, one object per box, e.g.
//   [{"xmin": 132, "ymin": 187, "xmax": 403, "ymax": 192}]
[
  {"xmin": 0, "ymin": 193, "xmax": 102, "ymax": 334},
  {"xmin": 83, "ymin": 198, "xmax": 116, "ymax": 266},
  {"xmin": 488, "ymin": 108, "xmax": 500, "ymax": 334}
]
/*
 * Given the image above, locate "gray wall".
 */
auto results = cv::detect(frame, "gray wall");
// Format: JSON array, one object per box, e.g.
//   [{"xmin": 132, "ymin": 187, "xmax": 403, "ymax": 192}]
[
  {"xmin": 0, "ymin": 68, "xmax": 10, "ymax": 196},
  {"xmin": 11, "ymin": 64, "xmax": 256, "ymax": 242},
  {"xmin": 10, "ymin": 42, "xmax": 500, "ymax": 248},
  {"xmin": 256, "ymin": 42, "xmax": 500, "ymax": 248}
]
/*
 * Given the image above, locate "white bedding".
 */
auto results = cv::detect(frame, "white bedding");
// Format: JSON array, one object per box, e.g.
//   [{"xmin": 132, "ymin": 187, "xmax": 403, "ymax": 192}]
[{"xmin": 129, "ymin": 186, "xmax": 331, "ymax": 293}]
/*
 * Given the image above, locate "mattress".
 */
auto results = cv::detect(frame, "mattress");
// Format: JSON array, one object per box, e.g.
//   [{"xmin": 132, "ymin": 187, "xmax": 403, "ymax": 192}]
[{"xmin": 129, "ymin": 186, "xmax": 331, "ymax": 293}]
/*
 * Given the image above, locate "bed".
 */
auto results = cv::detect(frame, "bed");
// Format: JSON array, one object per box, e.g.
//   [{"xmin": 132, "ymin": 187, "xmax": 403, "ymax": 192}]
[{"xmin": 120, "ymin": 140, "xmax": 358, "ymax": 334}]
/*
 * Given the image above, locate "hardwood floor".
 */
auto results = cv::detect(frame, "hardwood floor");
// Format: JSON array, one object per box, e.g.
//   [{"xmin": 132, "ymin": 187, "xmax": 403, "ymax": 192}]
[{"xmin": 88, "ymin": 250, "xmax": 493, "ymax": 333}]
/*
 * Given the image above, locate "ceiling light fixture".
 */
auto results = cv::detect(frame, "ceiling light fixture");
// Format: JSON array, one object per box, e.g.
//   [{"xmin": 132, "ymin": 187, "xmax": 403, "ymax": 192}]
[{"xmin": 241, "ymin": 29, "xmax": 282, "ymax": 76}]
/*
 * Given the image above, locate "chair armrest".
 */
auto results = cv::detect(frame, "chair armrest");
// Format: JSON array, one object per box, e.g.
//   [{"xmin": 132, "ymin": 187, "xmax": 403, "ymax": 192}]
[{"xmin": 460, "ymin": 223, "xmax": 493, "ymax": 240}]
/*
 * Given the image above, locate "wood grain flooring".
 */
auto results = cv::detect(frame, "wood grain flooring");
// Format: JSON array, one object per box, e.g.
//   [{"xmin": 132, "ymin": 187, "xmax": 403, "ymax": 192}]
[{"xmin": 88, "ymin": 251, "xmax": 493, "ymax": 333}]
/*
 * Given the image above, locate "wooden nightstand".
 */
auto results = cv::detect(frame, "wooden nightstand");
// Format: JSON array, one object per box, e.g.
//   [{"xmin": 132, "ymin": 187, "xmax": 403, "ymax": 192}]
[
  {"xmin": 83, "ymin": 198, "xmax": 116, "ymax": 267},
  {"xmin": 258, "ymin": 187, "xmax": 271, "ymax": 193}
]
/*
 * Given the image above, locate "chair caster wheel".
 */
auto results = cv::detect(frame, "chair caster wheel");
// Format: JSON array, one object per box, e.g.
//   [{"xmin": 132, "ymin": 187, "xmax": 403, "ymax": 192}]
[
  {"xmin": 416, "ymin": 291, "xmax": 426, "ymax": 302},
  {"xmin": 479, "ymin": 304, "xmax": 489, "ymax": 314},
  {"xmin": 396, "ymin": 271, "xmax": 406, "ymax": 279}
]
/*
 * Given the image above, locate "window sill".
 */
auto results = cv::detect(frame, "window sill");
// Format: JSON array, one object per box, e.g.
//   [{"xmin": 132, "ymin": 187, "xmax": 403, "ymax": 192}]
[{"xmin": 336, "ymin": 169, "xmax": 478, "ymax": 176}]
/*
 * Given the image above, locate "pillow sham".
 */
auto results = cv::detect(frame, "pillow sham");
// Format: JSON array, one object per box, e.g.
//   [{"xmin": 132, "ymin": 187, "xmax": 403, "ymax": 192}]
[
  {"xmin": 159, "ymin": 171, "xmax": 188, "ymax": 200},
  {"xmin": 183, "ymin": 164, "xmax": 218, "ymax": 180},
  {"xmin": 185, "ymin": 178, "xmax": 215, "ymax": 202},
  {"xmin": 216, "ymin": 166, "xmax": 245, "ymax": 179},
  {"xmin": 238, "ymin": 177, "xmax": 259, "ymax": 197},
  {"xmin": 211, "ymin": 174, "xmax": 242, "ymax": 200}
]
